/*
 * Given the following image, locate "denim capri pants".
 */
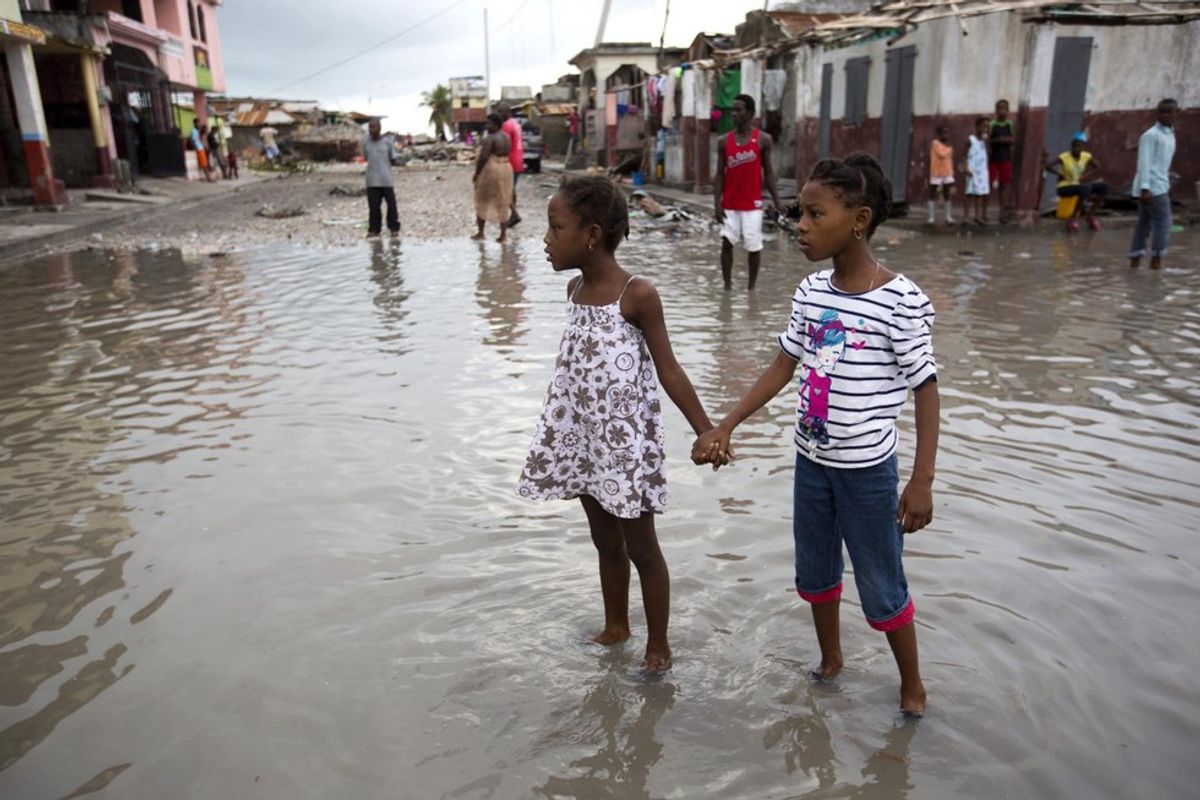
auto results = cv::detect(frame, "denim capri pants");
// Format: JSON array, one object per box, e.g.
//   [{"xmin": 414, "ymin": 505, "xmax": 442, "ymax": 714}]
[{"xmin": 793, "ymin": 452, "xmax": 914, "ymax": 631}]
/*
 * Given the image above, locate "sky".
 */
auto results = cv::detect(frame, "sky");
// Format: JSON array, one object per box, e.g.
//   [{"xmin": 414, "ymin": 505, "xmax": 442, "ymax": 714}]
[{"xmin": 216, "ymin": 0, "xmax": 769, "ymax": 135}]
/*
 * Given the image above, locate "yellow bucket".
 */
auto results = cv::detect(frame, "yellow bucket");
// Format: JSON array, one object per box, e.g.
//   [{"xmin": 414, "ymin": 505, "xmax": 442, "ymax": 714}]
[{"xmin": 1056, "ymin": 195, "xmax": 1079, "ymax": 220}]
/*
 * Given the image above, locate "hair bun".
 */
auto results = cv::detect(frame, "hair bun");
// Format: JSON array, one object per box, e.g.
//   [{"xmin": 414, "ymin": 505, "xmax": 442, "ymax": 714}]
[{"xmin": 844, "ymin": 152, "xmax": 884, "ymax": 175}]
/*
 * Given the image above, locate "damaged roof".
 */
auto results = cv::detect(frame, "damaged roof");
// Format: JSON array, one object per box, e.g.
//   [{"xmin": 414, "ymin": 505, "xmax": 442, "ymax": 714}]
[{"xmin": 722, "ymin": 0, "xmax": 1200, "ymax": 55}]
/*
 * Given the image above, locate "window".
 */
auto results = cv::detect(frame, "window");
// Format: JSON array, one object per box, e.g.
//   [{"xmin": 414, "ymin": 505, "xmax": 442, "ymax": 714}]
[
  {"xmin": 121, "ymin": 0, "xmax": 143, "ymax": 20},
  {"xmin": 843, "ymin": 57, "xmax": 870, "ymax": 125},
  {"xmin": 188, "ymin": 2, "xmax": 197, "ymax": 39},
  {"xmin": 197, "ymin": 6, "xmax": 207, "ymax": 42}
]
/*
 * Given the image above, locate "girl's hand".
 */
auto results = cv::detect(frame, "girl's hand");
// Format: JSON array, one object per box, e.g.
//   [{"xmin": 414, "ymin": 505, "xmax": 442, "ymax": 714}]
[
  {"xmin": 692, "ymin": 427, "xmax": 734, "ymax": 470},
  {"xmin": 897, "ymin": 480, "xmax": 933, "ymax": 533}
]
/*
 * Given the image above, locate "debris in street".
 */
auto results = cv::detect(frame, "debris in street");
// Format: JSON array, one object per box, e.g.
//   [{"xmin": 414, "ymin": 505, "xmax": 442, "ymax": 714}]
[{"xmin": 256, "ymin": 204, "xmax": 306, "ymax": 219}]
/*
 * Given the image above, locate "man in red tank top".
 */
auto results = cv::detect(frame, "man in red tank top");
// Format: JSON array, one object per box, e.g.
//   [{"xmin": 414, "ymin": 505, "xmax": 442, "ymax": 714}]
[{"xmin": 713, "ymin": 94, "xmax": 785, "ymax": 290}]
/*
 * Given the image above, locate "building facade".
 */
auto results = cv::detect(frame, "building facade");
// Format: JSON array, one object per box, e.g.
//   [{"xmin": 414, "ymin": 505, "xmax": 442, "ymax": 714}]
[
  {"xmin": 789, "ymin": 8, "xmax": 1200, "ymax": 211},
  {"xmin": 0, "ymin": 0, "xmax": 226, "ymax": 204}
]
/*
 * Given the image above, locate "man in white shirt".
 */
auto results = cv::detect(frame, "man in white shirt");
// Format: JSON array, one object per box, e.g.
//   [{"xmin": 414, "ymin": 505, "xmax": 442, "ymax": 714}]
[{"xmin": 1129, "ymin": 99, "xmax": 1178, "ymax": 270}]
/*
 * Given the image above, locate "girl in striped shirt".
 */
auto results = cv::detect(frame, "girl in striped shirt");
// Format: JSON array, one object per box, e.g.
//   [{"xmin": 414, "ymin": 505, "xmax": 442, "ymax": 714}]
[{"xmin": 693, "ymin": 153, "xmax": 940, "ymax": 717}]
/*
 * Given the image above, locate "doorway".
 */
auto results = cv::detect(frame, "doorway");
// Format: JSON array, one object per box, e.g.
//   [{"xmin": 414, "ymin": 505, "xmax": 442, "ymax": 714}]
[
  {"xmin": 880, "ymin": 46, "xmax": 916, "ymax": 203},
  {"xmin": 1040, "ymin": 37, "xmax": 1093, "ymax": 212}
]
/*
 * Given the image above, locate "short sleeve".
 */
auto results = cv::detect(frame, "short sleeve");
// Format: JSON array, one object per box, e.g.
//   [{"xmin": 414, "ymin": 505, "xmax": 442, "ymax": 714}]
[
  {"xmin": 777, "ymin": 279, "xmax": 811, "ymax": 362},
  {"xmin": 890, "ymin": 284, "xmax": 937, "ymax": 390}
]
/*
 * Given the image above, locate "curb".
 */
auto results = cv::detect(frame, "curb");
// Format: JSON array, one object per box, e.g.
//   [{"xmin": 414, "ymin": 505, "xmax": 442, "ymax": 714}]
[{"xmin": 0, "ymin": 175, "xmax": 283, "ymax": 269}]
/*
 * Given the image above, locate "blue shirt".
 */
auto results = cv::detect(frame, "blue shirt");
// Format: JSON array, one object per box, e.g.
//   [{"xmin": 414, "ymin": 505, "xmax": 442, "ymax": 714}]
[{"xmin": 1133, "ymin": 123, "xmax": 1175, "ymax": 196}]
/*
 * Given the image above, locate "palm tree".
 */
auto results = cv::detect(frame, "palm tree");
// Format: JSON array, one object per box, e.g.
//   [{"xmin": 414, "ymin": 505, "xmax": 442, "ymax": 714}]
[{"xmin": 421, "ymin": 84, "xmax": 453, "ymax": 141}]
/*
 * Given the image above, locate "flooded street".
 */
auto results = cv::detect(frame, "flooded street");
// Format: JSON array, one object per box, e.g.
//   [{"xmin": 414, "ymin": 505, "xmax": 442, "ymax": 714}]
[{"xmin": 1, "ymin": 223, "xmax": 1198, "ymax": 799}]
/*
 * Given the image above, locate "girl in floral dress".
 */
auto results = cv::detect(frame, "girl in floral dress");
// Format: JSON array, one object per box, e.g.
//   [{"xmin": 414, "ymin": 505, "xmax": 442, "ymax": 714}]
[{"xmin": 517, "ymin": 176, "xmax": 717, "ymax": 672}]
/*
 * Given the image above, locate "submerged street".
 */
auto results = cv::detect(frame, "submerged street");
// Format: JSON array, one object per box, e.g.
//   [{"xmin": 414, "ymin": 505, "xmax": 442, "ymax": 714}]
[{"xmin": 1, "ymin": 200, "xmax": 1198, "ymax": 797}]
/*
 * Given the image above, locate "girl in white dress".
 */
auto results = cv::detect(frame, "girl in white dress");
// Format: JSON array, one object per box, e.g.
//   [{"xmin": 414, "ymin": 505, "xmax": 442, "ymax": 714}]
[
  {"xmin": 517, "ymin": 176, "xmax": 716, "ymax": 672},
  {"xmin": 963, "ymin": 117, "xmax": 991, "ymax": 225}
]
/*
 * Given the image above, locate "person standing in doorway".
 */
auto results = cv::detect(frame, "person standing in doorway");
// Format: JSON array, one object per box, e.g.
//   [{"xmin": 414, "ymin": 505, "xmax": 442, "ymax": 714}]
[
  {"xmin": 260, "ymin": 125, "xmax": 280, "ymax": 163},
  {"xmin": 499, "ymin": 104, "xmax": 525, "ymax": 228},
  {"xmin": 362, "ymin": 119, "xmax": 399, "ymax": 238},
  {"xmin": 567, "ymin": 107, "xmax": 580, "ymax": 155},
  {"xmin": 1129, "ymin": 98, "xmax": 1178, "ymax": 270},
  {"xmin": 713, "ymin": 94, "xmax": 785, "ymax": 291},
  {"xmin": 988, "ymin": 99, "xmax": 1015, "ymax": 223}
]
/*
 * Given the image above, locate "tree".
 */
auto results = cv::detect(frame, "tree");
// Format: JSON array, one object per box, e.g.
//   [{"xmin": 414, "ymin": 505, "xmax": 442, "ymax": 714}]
[{"xmin": 421, "ymin": 84, "xmax": 453, "ymax": 142}]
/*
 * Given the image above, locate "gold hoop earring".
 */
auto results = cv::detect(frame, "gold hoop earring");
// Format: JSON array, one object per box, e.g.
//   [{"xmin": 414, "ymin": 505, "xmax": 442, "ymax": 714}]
[{"xmin": 853, "ymin": 228, "xmax": 864, "ymax": 241}]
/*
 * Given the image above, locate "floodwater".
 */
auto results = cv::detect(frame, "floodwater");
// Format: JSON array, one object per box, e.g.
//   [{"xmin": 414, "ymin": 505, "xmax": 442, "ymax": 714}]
[{"xmin": 1, "ymin": 222, "xmax": 1198, "ymax": 799}]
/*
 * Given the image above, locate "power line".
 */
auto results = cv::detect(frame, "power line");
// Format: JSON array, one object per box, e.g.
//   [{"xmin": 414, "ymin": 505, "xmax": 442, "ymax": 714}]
[
  {"xmin": 490, "ymin": 0, "xmax": 533, "ymax": 36},
  {"xmin": 267, "ymin": 0, "xmax": 471, "ymax": 95}
]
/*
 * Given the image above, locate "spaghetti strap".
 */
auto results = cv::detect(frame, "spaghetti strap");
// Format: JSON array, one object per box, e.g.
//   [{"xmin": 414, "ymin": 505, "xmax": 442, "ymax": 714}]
[
  {"xmin": 616, "ymin": 275, "xmax": 638, "ymax": 303},
  {"xmin": 569, "ymin": 277, "xmax": 583, "ymax": 301}
]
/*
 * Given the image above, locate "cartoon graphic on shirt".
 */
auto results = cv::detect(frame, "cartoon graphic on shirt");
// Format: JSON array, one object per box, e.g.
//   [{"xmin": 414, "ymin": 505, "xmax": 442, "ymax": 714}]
[{"xmin": 798, "ymin": 309, "xmax": 866, "ymax": 446}]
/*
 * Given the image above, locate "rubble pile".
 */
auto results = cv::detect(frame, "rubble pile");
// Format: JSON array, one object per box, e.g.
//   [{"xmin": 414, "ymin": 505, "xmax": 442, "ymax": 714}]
[{"xmin": 288, "ymin": 124, "xmax": 369, "ymax": 162}]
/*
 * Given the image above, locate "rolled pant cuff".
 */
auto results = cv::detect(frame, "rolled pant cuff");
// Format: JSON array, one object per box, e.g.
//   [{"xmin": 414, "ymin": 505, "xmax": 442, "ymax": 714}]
[
  {"xmin": 868, "ymin": 597, "xmax": 914, "ymax": 632},
  {"xmin": 797, "ymin": 582, "xmax": 843, "ymax": 605}
]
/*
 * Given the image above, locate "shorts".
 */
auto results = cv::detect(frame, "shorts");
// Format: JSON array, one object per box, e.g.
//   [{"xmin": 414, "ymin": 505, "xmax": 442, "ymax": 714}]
[
  {"xmin": 929, "ymin": 176, "xmax": 954, "ymax": 187},
  {"xmin": 792, "ymin": 452, "xmax": 914, "ymax": 632},
  {"xmin": 988, "ymin": 161, "xmax": 1012, "ymax": 187},
  {"xmin": 721, "ymin": 208, "xmax": 764, "ymax": 252},
  {"xmin": 265, "ymin": 145, "xmax": 280, "ymax": 160},
  {"xmin": 197, "ymin": 150, "xmax": 208, "ymax": 170}
]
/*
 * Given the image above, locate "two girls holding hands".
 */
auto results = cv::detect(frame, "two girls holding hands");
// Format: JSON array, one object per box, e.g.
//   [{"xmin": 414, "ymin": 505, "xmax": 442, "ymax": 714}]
[{"xmin": 520, "ymin": 157, "xmax": 940, "ymax": 716}]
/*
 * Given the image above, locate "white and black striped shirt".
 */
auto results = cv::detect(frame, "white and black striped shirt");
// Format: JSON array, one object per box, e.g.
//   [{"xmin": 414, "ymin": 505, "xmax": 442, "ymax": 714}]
[{"xmin": 777, "ymin": 271, "xmax": 937, "ymax": 467}]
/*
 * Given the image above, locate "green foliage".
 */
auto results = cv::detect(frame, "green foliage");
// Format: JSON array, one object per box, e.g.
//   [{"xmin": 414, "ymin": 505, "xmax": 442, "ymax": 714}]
[{"xmin": 421, "ymin": 84, "xmax": 453, "ymax": 141}]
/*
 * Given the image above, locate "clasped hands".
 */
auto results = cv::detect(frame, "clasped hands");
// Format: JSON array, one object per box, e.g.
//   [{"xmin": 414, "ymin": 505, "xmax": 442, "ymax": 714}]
[{"xmin": 691, "ymin": 425, "xmax": 735, "ymax": 471}]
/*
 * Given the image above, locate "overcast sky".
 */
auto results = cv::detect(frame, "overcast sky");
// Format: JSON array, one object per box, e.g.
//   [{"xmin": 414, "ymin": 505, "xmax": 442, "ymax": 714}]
[{"xmin": 217, "ymin": 0, "xmax": 767, "ymax": 134}]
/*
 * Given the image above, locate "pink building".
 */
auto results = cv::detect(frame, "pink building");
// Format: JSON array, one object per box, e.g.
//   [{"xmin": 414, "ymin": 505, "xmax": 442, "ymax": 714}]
[{"xmin": 0, "ymin": 0, "xmax": 226, "ymax": 204}]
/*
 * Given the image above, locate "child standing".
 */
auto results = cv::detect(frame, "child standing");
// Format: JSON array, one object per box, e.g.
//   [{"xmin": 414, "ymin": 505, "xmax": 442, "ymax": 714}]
[
  {"xmin": 988, "ymin": 99, "xmax": 1016, "ymax": 222},
  {"xmin": 963, "ymin": 117, "xmax": 990, "ymax": 225},
  {"xmin": 517, "ymin": 176, "xmax": 716, "ymax": 673},
  {"xmin": 927, "ymin": 126, "xmax": 954, "ymax": 224},
  {"xmin": 693, "ymin": 153, "xmax": 940, "ymax": 717}
]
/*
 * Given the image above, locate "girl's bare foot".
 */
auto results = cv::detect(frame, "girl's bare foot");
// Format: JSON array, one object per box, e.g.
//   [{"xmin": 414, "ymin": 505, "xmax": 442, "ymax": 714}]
[
  {"xmin": 900, "ymin": 680, "xmax": 927, "ymax": 717},
  {"xmin": 641, "ymin": 645, "xmax": 672, "ymax": 673},
  {"xmin": 496, "ymin": 234, "xmax": 507, "ymax": 244},
  {"xmin": 591, "ymin": 626, "xmax": 630, "ymax": 646},
  {"xmin": 809, "ymin": 654, "xmax": 843, "ymax": 681},
  {"xmin": 470, "ymin": 233, "xmax": 485, "ymax": 240}
]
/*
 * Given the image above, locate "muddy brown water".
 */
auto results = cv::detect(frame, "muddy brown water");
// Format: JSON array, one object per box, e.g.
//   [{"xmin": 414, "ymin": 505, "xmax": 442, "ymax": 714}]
[{"xmin": 1, "ymin": 224, "xmax": 1198, "ymax": 799}]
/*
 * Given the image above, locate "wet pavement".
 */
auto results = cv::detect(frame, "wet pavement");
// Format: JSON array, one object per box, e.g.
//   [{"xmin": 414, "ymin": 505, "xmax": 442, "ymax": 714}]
[{"xmin": 0, "ymin": 222, "xmax": 1198, "ymax": 799}]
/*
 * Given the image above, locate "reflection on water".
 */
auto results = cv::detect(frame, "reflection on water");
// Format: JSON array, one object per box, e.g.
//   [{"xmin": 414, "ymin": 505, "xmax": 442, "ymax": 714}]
[{"xmin": 1, "ymin": 227, "xmax": 1198, "ymax": 798}]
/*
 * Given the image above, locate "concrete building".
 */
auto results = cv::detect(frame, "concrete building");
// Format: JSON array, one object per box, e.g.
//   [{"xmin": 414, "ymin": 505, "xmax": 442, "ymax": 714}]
[
  {"xmin": 1, "ymin": 0, "xmax": 226, "ymax": 202},
  {"xmin": 448, "ymin": 75, "xmax": 487, "ymax": 139},
  {"xmin": 1, "ymin": 0, "xmax": 66, "ymax": 203},
  {"xmin": 782, "ymin": 2, "xmax": 1200, "ymax": 212}
]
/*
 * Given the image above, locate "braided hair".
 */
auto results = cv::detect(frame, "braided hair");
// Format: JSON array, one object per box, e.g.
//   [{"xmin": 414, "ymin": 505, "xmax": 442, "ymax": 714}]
[
  {"xmin": 808, "ymin": 152, "xmax": 893, "ymax": 238},
  {"xmin": 558, "ymin": 175, "xmax": 630, "ymax": 252}
]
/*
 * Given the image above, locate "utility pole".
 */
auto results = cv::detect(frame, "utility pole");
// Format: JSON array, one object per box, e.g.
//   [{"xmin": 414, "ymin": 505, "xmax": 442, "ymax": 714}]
[
  {"xmin": 484, "ymin": 7, "xmax": 491, "ymax": 105},
  {"xmin": 595, "ymin": 0, "xmax": 611, "ymax": 47}
]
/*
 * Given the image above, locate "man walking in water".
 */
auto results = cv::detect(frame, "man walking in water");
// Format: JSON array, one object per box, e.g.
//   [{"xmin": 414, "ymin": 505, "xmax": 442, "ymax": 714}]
[
  {"xmin": 362, "ymin": 118, "xmax": 399, "ymax": 238},
  {"xmin": 713, "ymin": 94, "xmax": 784, "ymax": 290}
]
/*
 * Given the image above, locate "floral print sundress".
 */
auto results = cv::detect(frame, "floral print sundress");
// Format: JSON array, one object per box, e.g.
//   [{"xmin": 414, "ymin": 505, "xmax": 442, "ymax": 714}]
[{"xmin": 517, "ymin": 276, "xmax": 666, "ymax": 518}]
